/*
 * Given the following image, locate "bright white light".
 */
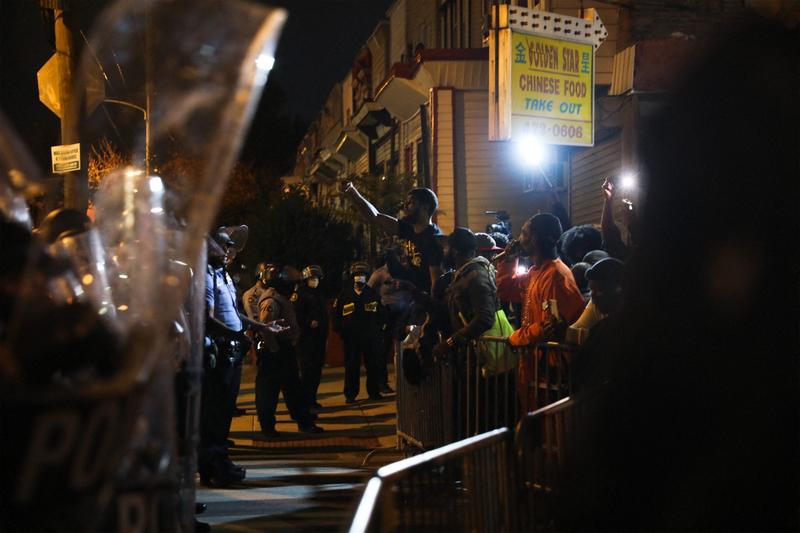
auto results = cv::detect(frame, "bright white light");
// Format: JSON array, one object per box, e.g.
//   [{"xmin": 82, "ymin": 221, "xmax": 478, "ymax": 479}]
[
  {"xmin": 515, "ymin": 265, "xmax": 528, "ymax": 276},
  {"xmin": 255, "ymin": 54, "xmax": 276, "ymax": 72},
  {"xmin": 620, "ymin": 173, "xmax": 636, "ymax": 190},
  {"xmin": 149, "ymin": 176, "xmax": 164, "ymax": 193},
  {"xmin": 515, "ymin": 135, "xmax": 547, "ymax": 167},
  {"xmin": 125, "ymin": 168, "xmax": 144, "ymax": 178},
  {"xmin": 118, "ymin": 273, "xmax": 128, "ymax": 279},
  {"xmin": 150, "ymin": 207, "xmax": 164, "ymax": 214}
]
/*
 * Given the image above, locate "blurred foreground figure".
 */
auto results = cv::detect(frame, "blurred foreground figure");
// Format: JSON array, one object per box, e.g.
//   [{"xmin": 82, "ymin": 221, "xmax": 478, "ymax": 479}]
[{"xmin": 559, "ymin": 16, "xmax": 798, "ymax": 532}]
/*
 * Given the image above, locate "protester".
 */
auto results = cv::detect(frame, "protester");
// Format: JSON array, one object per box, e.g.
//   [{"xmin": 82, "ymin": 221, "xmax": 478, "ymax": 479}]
[
  {"xmin": 255, "ymin": 264, "xmax": 323, "ymax": 437},
  {"xmin": 570, "ymin": 261, "xmax": 591, "ymax": 302},
  {"xmin": 475, "ymin": 232, "xmax": 502, "ymax": 261},
  {"xmin": 582, "ymin": 249, "xmax": 609, "ymax": 266},
  {"xmin": 557, "ymin": 224, "xmax": 602, "ymax": 267},
  {"xmin": 559, "ymin": 17, "xmax": 797, "ymax": 531},
  {"xmin": 333, "ymin": 262, "xmax": 385, "ymax": 403},
  {"xmin": 433, "ymin": 228, "xmax": 497, "ymax": 352},
  {"xmin": 368, "ymin": 250, "xmax": 410, "ymax": 394},
  {"xmin": 343, "ymin": 183, "xmax": 443, "ymax": 293},
  {"xmin": 496, "ymin": 214, "xmax": 585, "ymax": 409},
  {"xmin": 568, "ymin": 257, "xmax": 624, "ymax": 341},
  {"xmin": 292, "ymin": 265, "xmax": 329, "ymax": 409},
  {"xmin": 600, "ymin": 178, "xmax": 638, "ymax": 260}
]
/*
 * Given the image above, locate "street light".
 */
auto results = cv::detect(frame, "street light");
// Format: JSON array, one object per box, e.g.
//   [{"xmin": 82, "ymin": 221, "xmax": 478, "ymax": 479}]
[{"xmin": 102, "ymin": 98, "xmax": 150, "ymax": 175}]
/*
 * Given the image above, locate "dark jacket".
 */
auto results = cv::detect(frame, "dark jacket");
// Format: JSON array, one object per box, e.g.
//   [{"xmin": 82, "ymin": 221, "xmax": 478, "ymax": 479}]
[
  {"xmin": 291, "ymin": 285, "xmax": 329, "ymax": 338},
  {"xmin": 445, "ymin": 256, "xmax": 497, "ymax": 343},
  {"xmin": 332, "ymin": 284, "xmax": 383, "ymax": 338}
]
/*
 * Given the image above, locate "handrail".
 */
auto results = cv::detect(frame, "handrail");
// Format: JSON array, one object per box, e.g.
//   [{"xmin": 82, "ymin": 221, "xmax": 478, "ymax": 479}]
[
  {"xmin": 348, "ymin": 427, "xmax": 512, "ymax": 533},
  {"xmin": 376, "ymin": 427, "xmax": 509, "ymax": 481},
  {"xmin": 348, "ymin": 477, "xmax": 384, "ymax": 533}
]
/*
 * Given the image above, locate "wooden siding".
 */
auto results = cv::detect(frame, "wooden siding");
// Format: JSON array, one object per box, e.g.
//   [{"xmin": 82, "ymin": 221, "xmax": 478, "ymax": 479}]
[
  {"xmin": 355, "ymin": 152, "xmax": 369, "ymax": 176},
  {"xmin": 342, "ymin": 73, "xmax": 353, "ymax": 126},
  {"xmin": 389, "ymin": 0, "xmax": 407, "ymax": 65},
  {"xmin": 455, "ymin": 90, "xmax": 532, "ymax": 235},
  {"xmin": 569, "ymin": 136, "xmax": 621, "ymax": 226},
  {"xmin": 433, "ymin": 88, "xmax": 456, "ymax": 234},
  {"xmin": 401, "ymin": 110, "xmax": 423, "ymax": 175}
]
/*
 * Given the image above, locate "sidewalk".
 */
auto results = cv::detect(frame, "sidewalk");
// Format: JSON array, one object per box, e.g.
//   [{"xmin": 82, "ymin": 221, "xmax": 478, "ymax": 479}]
[{"xmin": 197, "ymin": 362, "xmax": 403, "ymax": 532}]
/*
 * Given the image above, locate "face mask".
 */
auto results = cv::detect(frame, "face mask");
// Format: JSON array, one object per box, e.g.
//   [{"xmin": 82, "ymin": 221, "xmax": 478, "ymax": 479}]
[
  {"xmin": 307, "ymin": 278, "xmax": 319, "ymax": 289},
  {"xmin": 354, "ymin": 275, "xmax": 367, "ymax": 284}
]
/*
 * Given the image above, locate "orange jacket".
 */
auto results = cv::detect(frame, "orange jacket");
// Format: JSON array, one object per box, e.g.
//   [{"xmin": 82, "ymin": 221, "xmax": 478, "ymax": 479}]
[{"xmin": 496, "ymin": 257, "xmax": 585, "ymax": 347}]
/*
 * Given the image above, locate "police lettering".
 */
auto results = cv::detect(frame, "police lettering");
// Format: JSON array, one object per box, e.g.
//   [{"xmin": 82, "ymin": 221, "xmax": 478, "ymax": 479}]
[{"xmin": 15, "ymin": 402, "xmax": 120, "ymax": 503}]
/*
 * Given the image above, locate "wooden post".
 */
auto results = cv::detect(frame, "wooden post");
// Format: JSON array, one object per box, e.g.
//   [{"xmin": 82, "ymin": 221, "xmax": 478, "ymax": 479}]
[{"xmin": 54, "ymin": 7, "xmax": 88, "ymax": 211}]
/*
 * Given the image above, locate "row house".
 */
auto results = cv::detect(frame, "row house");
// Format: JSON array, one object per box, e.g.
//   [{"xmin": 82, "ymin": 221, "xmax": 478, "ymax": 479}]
[{"xmin": 295, "ymin": 0, "xmax": 749, "ymax": 246}]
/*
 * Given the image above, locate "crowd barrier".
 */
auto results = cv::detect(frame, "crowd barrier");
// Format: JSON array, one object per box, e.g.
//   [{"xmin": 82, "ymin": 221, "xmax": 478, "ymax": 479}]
[
  {"xmin": 352, "ymin": 396, "xmax": 586, "ymax": 533},
  {"xmin": 515, "ymin": 397, "xmax": 577, "ymax": 531},
  {"xmin": 349, "ymin": 428, "xmax": 516, "ymax": 533},
  {"xmin": 396, "ymin": 338, "xmax": 573, "ymax": 451}
]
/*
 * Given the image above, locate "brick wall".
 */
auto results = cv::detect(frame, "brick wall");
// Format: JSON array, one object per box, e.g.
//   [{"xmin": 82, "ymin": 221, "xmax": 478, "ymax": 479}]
[{"xmin": 630, "ymin": 0, "xmax": 748, "ymax": 42}]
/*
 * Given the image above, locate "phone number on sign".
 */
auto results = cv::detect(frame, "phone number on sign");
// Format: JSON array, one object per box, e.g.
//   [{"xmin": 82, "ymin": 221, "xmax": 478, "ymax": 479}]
[{"xmin": 523, "ymin": 121, "xmax": 587, "ymax": 140}]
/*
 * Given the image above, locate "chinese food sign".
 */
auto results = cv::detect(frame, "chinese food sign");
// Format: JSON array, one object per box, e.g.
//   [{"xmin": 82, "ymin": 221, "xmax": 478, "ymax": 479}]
[{"xmin": 511, "ymin": 33, "xmax": 593, "ymax": 146}]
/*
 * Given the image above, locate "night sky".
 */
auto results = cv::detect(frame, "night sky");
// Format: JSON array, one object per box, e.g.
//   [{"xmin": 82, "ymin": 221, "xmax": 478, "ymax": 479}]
[
  {"xmin": 0, "ymin": 0, "xmax": 394, "ymax": 173},
  {"xmin": 263, "ymin": 0, "xmax": 395, "ymax": 121}
]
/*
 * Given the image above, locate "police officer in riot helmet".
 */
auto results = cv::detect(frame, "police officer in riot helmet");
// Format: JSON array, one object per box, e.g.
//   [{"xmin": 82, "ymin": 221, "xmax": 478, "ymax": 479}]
[
  {"xmin": 333, "ymin": 262, "xmax": 386, "ymax": 403},
  {"xmin": 255, "ymin": 263, "xmax": 323, "ymax": 437},
  {"xmin": 292, "ymin": 265, "xmax": 329, "ymax": 410}
]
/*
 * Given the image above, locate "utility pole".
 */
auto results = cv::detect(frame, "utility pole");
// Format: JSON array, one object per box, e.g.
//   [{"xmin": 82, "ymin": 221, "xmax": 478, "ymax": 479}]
[{"xmin": 53, "ymin": 4, "xmax": 88, "ymax": 211}]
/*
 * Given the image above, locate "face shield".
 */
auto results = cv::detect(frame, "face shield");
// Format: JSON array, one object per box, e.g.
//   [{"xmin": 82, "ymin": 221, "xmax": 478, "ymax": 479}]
[{"xmin": 0, "ymin": 0, "xmax": 285, "ymax": 530}]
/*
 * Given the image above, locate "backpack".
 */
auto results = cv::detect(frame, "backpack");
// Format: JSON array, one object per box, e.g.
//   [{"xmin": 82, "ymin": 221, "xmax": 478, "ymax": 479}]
[{"xmin": 454, "ymin": 259, "xmax": 517, "ymax": 376}]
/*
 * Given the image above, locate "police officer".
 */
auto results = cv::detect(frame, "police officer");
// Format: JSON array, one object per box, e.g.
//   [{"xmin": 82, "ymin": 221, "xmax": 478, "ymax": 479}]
[
  {"xmin": 333, "ymin": 262, "xmax": 385, "ymax": 403},
  {"xmin": 243, "ymin": 262, "xmax": 269, "ymax": 321},
  {"xmin": 292, "ymin": 265, "xmax": 329, "ymax": 410},
  {"xmin": 256, "ymin": 264, "xmax": 323, "ymax": 437},
  {"xmin": 199, "ymin": 232, "xmax": 248, "ymax": 487}
]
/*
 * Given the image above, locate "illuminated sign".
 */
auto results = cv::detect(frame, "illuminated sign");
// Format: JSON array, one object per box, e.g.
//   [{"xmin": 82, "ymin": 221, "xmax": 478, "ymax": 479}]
[
  {"xmin": 489, "ymin": 6, "xmax": 605, "ymax": 146},
  {"xmin": 511, "ymin": 33, "xmax": 593, "ymax": 146}
]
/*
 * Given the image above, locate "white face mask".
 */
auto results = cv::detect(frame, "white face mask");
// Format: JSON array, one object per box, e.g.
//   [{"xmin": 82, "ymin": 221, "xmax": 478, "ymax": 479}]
[
  {"xmin": 307, "ymin": 277, "xmax": 319, "ymax": 288},
  {"xmin": 354, "ymin": 275, "xmax": 367, "ymax": 284}
]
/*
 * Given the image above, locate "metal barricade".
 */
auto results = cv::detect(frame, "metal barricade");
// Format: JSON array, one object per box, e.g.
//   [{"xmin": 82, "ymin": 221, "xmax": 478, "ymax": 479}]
[
  {"xmin": 462, "ymin": 336, "xmax": 520, "ymax": 438},
  {"xmin": 519, "ymin": 342, "xmax": 573, "ymax": 416},
  {"xmin": 397, "ymin": 338, "xmax": 574, "ymax": 450},
  {"xmin": 462, "ymin": 339, "xmax": 574, "ymax": 439},
  {"xmin": 349, "ymin": 428, "xmax": 516, "ymax": 533},
  {"xmin": 396, "ymin": 343, "xmax": 455, "ymax": 449},
  {"xmin": 514, "ymin": 397, "xmax": 575, "ymax": 531}
]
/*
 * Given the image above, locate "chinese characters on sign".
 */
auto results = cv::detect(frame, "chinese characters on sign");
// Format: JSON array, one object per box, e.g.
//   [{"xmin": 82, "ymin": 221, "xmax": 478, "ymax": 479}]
[{"xmin": 511, "ymin": 33, "xmax": 594, "ymax": 146}]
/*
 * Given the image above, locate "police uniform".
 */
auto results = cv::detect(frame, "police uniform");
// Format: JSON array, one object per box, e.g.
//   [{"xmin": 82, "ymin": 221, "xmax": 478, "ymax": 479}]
[
  {"xmin": 199, "ymin": 263, "xmax": 246, "ymax": 484},
  {"xmin": 332, "ymin": 283, "xmax": 384, "ymax": 400},
  {"xmin": 292, "ymin": 284, "xmax": 329, "ymax": 407},
  {"xmin": 255, "ymin": 286, "xmax": 317, "ymax": 433}
]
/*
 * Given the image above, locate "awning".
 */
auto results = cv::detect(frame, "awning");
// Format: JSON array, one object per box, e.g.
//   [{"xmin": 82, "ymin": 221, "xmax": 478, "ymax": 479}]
[
  {"xmin": 335, "ymin": 127, "xmax": 368, "ymax": 161},
  {"xmin": 309, "ymin": 148, "xmax": 346, "ymax": 182},
  {"xmin": 351, "ymin": 101, "xmax": 393, "ymax": 139},
  {"xmin": 374, "ymin": 49, "xmax": 489, "ymax": 120}
]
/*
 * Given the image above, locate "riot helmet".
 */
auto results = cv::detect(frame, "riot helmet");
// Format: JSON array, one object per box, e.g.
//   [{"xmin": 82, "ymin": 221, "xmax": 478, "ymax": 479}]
[
  {"xmin": 350, "ymin": 261, "xmax": 371, "ymax": 287},
  {"xmin": 262, "ymin": 264, "xmax": 302, "ymax": 295}
]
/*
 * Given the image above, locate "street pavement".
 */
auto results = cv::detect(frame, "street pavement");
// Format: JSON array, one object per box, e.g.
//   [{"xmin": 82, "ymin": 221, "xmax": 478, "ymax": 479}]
[{"xmin": 197, "ymin": 362, "xmax": 403, "ymax": 532}]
